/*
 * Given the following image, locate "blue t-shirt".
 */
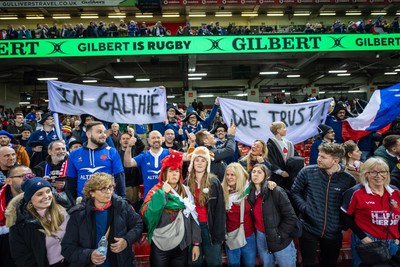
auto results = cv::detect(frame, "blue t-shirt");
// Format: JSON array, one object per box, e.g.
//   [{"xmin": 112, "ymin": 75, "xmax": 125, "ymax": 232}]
[
  {"xmin": 134, "ymin": 148, "xmax": 170, "ymax": 198},
  {"xmin": 67, "ymin": 146, "xmax": 124, "ymax": 197}
]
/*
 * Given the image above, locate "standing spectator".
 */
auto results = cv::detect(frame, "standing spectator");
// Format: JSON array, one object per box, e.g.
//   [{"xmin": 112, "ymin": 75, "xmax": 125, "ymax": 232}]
[
  {"xmin": 141, "ymin": 149, "xmax": 201, "ymax": 266},
  {"xmin": 86, "ymin": 21, "xmax": 97, "ymax": 38},
  {"xmin": 248, "ymin": 164, "xmax": 297, "ymax": 267},
  {"xmin": 221, "ymin": 163, "xmax": 256, "ymax": 267},
  {"xmin": 7, "ymin": 177, "xmax": 70, "ymax": 267},
  {"xmin": 186, "ymin": 146, "xmax": 225, "ymax": 267},
  {"xmin": 34, "ymin": 24, "xmax": 42, "ymax": 39},
  {"xmin": 6, "ymin": 113, "xmax": 32, "ymax": 139},
  {"xmin": 176, "ymin": 26, "xmax": 184, "ymax": 36},
  {"xmin": 239, "ymin": 139, "xmax": 272, "ymax": 173},
  {"xmin": 325, "ymin": 101, "xmax": 353, "ymax": 144},
  {"xmin": 61, "ymin": 172, "xmax": 143, "ymax": 266},
  {"xmin": 124, "ymin": 131, "xmax": 170, "ymax": 199},
  {"xmin": 60, "ymin": 23, "xmax": 68, "ymax": 38},
  {"xmin": 48, "ymin": 22, "xmax": 59, "ymax": 38},
  {"xmin": 16, "ymin": 127, "xmax": 31, "ymax": 147},
  {"xmin": 128, "ymin": 20, "xmax": 140, "ymax": 37},
  {"xmin": 139, "ymin": 22, "xmax": 150, "ymax": 36},
  {"xmin": 374, "ymin": 135, "xmax": 400, "ymax": 172},
  {"xmin": 392, "ymin": 16, "xmax": 400, "ymax": 33},
  {"xmin": 152, "ymin": 21, "xmax": 167, "ymax": 36},
  {"xmin": 108, "ymin": 21, "xmax": 118, "ymax": 37},
  {"xmin": 117, "ymin": 132, "xmax": 145, "ymax": 206},
  {"xmin": 97, "ymin": 21, "xmax": 108, "ymax": 37},
  {"xmin": 0, "ymin": 147, "xmax": 18, "ymax": 183},
  {"xmin": 65, "ymin": 121, "xmax": 126, "ymax": 199},
  {"xmin": 309, "ymin": 124, "xmax": 335, "ymax": 165},
  {"xmin": 343, "ymin": 141, "xmax": 363, "ymax": 183},
  {"xmin": 118, "ymin": 19, "xmax": 128, "ymax": 36},
  {"xmin": 109, "ymin": 123, "xmax": 122, "ymax": 150},
  {"xmin": 212, "ymin": 22, "xmax": 224, "ymax": 35},
  {"xmin": 364, "ymin": 19, "xmax": 374, "ymax": 33},
  {"xmin": 197, "ymin": 23, "xmax": 212, "ymax": 36},
  {"xmin": 24, "ymin": 108, "xmax": 36, "ymax": 124},
  {"xmin": 0, "ymin": 165, "xmax": 33, "ymax": 267},
  {"xmin": 65, "ymin": 24, "xmax": 76, "ymax": 38},
  {"xmin": 341, "ymin": 157, "xmax": 400, "ymax": 267},
  {"xmin": 183, "ymin": 22, "xmax": 193, "ymax": 36},
  {"xmin": 75, "ymin": 23, "xmax": 85, "ymax": 38},
  {"xmin": 27, "ymin": 113, "xmax": 66, "ymax": 155},
  {"xmin": 6, "ymin": 25, "xmax": 18, "ymax": 39},
  {"xmin": 162, "ymin": 129, "xmax": 183, "ymax": 152},
  {"xmin": 304, "ymin": 23, "xmax": 314, "ymax": 33},
  {"xmin": 374, "ymin": 15, "xmax": 385, "ymax": 34},
  {"xmin": 291, "ymin": 143, "xmax": 356, "ymax": 267},
  {"xmin": 267, "ymin": 121, "xmax": 299, "ymax": 190}
]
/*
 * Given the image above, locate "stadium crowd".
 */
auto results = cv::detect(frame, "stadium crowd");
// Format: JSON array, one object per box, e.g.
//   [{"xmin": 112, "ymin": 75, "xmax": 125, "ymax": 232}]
[{"xmin": 0, "ymin": 95, "xmax": 400, "ymax": 267}]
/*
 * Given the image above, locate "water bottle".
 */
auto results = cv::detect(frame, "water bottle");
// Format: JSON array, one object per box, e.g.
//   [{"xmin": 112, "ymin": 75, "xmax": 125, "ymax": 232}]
[{"xmin": 97, "ymin": 236, "xmax": 108, "ymax": 256}]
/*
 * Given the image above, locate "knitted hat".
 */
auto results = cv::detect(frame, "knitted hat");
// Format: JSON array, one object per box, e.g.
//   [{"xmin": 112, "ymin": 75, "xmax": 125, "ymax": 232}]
[
  {"xmin": 38, "ymin": 113, "xmax": 52, "ymax": 125},
  {"xmin": 0, "ymin": 131, "xmax": 14, "ymax": 140},
  {"xmin": 22, "ymin": 177, "xmax": 52, "ymax": 202},
  {"xmin": 20, "ymin": 126, "xmax": 31, "ymax": 133},
  {"xmin": 188, "ymin": 146, "xmax": 212, "ymax": 174},
  {"xmin": 183, "ymin": 110, "xmax": 203, "ymax": 123},
  {"xmin": 158, "ymin": 149, "xmax": 183, "ymax": 183},
  {"xmin": 317, "ymin": 124, "xmax": 333, "ymax": 137},
  {"xmin": 62, "ymin": 125, "xmax": 72, "ymax": 133}
]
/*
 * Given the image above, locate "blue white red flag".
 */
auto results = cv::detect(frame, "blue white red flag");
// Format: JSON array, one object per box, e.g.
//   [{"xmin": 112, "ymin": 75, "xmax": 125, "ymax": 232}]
[{"xmin": 342, "ymin": 83, "xmax": 400, "ymax": 141}]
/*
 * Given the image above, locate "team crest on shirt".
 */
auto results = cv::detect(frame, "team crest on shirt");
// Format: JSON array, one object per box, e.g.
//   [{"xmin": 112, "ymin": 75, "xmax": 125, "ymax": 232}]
[
  {"xmin": 78, "ymin": 157, "xmax": 83, "ymax": 162},
  {"xmin": 391, "ymin": 199, "xmax": 399, "ymax": 209},
  {"xmin": 100, "ymin": 154, "xmax": 107, "ymax": 160}
]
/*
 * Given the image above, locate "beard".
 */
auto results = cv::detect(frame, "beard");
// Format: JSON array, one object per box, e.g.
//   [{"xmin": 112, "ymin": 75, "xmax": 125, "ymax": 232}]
[
  {"xmin": 51, "ymin": 154, "xmax": 65, "ymax": 163},
  {"xmin": 90, "ymin": 136, "xmax": 106, "ymax": 147}
]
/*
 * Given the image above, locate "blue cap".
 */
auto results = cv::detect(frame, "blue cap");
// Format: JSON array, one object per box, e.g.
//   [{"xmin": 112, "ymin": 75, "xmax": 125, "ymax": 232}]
[{"xmin": 0, "ymin": 131, "xmax": 13, "ymax": 139}]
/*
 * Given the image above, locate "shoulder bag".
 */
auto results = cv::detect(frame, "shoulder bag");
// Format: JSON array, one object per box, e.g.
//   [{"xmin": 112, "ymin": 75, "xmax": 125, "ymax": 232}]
[{"xmin": 225, "ymin": 200, "xmax": 247, "ymax": 250}]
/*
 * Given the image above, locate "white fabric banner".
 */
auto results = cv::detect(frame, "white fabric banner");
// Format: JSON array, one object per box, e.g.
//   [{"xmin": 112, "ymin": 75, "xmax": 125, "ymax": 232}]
[
  {"xmin": 48, "ymin": 81, "xmax": 167, "ymax": 124},
  {"xmin": 219, "ymin": 97, "xmax": 332, "ymax": 146}
]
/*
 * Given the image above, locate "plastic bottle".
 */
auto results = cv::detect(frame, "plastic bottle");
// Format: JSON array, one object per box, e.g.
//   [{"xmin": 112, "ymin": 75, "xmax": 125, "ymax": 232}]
[{"xmin": 97, "ymin": 236, "xmax": 108, "ymax": 256}]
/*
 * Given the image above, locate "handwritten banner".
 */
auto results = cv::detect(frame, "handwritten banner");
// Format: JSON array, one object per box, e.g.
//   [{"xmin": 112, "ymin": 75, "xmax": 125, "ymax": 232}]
[
  {"xmin": 0, "ymin": 34, "xmax": 399, "ymax": 59},
  {"xmin": 48, "ymin": 81, "xmax": 167, "ymax": 124},
  {"xmin": 219, "ymin": 97, "xmax": 332, "ymax": 146}
]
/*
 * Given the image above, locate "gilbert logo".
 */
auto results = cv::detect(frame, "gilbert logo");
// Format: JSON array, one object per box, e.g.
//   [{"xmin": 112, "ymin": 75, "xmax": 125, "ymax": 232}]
[{"xmin": 366, "ymin": 201, "xmax": 375, "ymax": 205}]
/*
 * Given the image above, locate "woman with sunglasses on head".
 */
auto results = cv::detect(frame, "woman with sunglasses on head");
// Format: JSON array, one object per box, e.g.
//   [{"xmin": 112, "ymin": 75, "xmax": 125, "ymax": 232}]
[
  {"xmin": 6, "ymin": 176, "xmax": 70, "ymax": 267},
  {"xmin": 247, "ymin": 164, "xmax": 297, "ymax": 267},
  {"xmin": 61, "ymin": 172, "xmax": 143, "ymax": 267},
  {"xmin": 341, "ymin": 157, "xmax": 400, "ymax": 267},
  {"xmin": 141, "ymin": 149, "xmax": 201, "ymax": 267}
]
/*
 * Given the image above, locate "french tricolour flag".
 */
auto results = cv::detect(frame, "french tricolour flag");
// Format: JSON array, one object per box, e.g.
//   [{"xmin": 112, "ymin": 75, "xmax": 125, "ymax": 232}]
[{"xmin": 342, "ymin": 83, "xmax": 400, "ymax": 141}]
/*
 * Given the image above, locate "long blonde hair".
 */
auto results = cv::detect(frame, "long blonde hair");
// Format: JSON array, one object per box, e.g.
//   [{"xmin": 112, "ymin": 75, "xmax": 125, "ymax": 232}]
[
  {"xmin": 27, "ymin": 197, "xmax": 65, "ymax": 236},
  {"xmin": 240, "ymin": 139, "xmax": 268, "ymax": 172},
  {"xmin": 222, "ymin": 163, "xmax": 249, "ymax": 209}
]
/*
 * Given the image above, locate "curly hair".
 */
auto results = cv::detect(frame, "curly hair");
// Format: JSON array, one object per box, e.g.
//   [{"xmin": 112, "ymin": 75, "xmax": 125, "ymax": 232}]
[{"xmin": 83, "ymin": 172, "xmax": 115, "ymax": 199}]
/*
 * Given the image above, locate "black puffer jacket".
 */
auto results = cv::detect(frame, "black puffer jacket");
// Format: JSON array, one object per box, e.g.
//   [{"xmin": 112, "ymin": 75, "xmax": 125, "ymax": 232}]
[
  {"xmin": 206, "ymin": 175, "xmax": 226, "ymax": 245},
  {"xmin": 248, "ymin": 183, "xmax": 297, "ymax": 253},
  {"xmin": 61, "ymin": 195, "xmax": 143, "ymax": 267},
  {"xmin": 291, "ymin": 164, "xmax": 356, "ymax": 239}
]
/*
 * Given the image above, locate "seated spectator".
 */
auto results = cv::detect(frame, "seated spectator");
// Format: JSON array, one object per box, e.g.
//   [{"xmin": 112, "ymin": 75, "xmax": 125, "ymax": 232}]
[
  {"xmin": 0, "ymin": 131, "xmax": 30, "ymax": 167},
  {"xmin": 162, "ymin": 129, "xmax": 183, "ymax": 152},
  {"xmin": 16, "ymin": 127, "xmax": 31, "ymax": 147}
]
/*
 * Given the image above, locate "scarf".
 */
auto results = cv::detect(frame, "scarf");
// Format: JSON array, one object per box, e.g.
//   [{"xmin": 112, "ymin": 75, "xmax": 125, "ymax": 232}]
[{"xmin": 227, "ymin": 181, "xmax": 250, "ymax": 210}]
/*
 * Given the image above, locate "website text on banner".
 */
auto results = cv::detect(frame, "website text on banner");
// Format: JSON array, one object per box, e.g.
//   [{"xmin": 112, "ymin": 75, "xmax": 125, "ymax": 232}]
[
  {"xmin": 219, "ymin": 98, "xmax": 332, "ymax": 146},
  {"xmin": 48, "ymin": 80, "xmax": 167, "ymax": 124}
]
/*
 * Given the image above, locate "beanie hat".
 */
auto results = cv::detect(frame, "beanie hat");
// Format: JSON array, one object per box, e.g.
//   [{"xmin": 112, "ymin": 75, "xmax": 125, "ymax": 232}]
[
  {"xmin": 20, "ymin": 126, "xmax": 31, "ymax": 133},
  {"xmin": 188, "ymin": 146, "xmax": 213, "ymax": 174},
  {"xmin": 62, "ymin": 125, "xmax": 72, "ymax": 133},
  {"xmin": 158, "ymin": 149, "xmax": 183, "ymax": 183},
  {"xmin": 317, "ymin": 124, "xmax": 333, "ymax": 137},
  {"xmin": 22, "ymin": 177, "xmax": 52, "ymax": 202},
  {"xmin": 0, "ymin": 130, "xmax": 14, "ymax": 140}
]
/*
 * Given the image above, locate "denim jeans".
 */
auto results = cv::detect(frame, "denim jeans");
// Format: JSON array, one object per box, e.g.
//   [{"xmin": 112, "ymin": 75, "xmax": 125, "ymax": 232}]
[
  {"xmin": 256, "ymin": 229, "xmax": 296, "ymax": 267},
  {"xmin": 351, "ymin": 232, "xmax": 399, "ymax": 267},
  {"xmin": 225, "ymin": 233, "xmax": 256, "ymax": 267},
  {"xmin": 189, "ymin": 222, "xmax": 222, "ymax": 267}
]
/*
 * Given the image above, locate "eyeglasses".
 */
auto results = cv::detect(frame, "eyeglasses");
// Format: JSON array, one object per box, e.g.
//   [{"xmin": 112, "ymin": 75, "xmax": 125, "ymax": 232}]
[
  {"xmin": 9, "ymin": 173, "xmax": 35, "ymax": 180},
  {"xmin": 97, "ymin": 185, "xmax": 114, "ymax": 193},
  {"xmin": 216, "ymin": 130, "xmax": 226, "ymax": 133},
  {"xmin": 367, "ymin": 171, "xmax": 389, "ymax": 177}
]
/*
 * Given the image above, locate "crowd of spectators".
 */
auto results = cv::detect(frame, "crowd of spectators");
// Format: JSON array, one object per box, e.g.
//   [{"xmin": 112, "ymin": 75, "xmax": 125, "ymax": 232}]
[{"xmin": 0, "ymin": 15, "xmax": 399, "ymax": 39}]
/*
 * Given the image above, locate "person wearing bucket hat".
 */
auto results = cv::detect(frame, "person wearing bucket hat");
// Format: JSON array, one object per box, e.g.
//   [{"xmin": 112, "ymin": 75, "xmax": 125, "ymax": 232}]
[
  {"xmin": 186, "ymin": 146, "xmax": 225, "ymax": 267},
  {"xmin": 141, "ymin": 149, "xmax": 201, "ymax": 266},
  {"xmin": 309, "ymin": 124, "xmax": 335, "ymax": 165},
  {"xmin": 27, "ymin": 113, "xmax": 66, "ymax": 155},
  {"xmin": 165, "ymin": 103, "xmax": 184, "ymax": 141},
  {"xmin": 182, "ymin": 97, "xmax": 220, "ymax": 140},
  {"xmin": 7, "ymin": 176, "xmax": 70, "ymax": 267},
  {"xmin": 325, "ymin": 101, "xmax": 354, "ymax": 144},
  {"xmin": 0, "ymin": 130, "xmax": 30, "ymax": 167}
]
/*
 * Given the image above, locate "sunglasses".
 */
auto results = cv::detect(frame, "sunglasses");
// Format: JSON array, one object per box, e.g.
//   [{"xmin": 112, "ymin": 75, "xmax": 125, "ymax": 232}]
[{"xmin": 9, "ymin": 173, "xmax": 36, "ymax": 181}]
